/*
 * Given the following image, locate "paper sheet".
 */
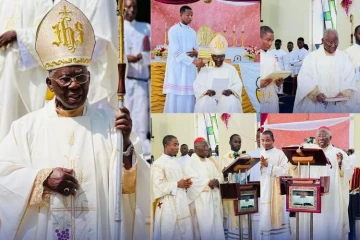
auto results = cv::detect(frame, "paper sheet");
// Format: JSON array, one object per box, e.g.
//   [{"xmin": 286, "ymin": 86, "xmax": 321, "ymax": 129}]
[{"xmin": 212, "ymin": 78, "xmax": 229, "ymax": 96}]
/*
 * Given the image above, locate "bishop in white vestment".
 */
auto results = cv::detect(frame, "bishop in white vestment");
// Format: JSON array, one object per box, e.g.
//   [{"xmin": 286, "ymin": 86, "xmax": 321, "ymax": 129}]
[
  {"xmin": 345, "ymin": 26, "xmax": 360, "ymax": 112},
  {"xmin": 298, "ymin": 127, "xmax": 353, "ymax": 240},
  {"xmin": 260, "ymin": 130, "xmax": 290, "ymax": 240},
  {"xmin": 194, "ymin": 34, "xmax": 243, "ymax": 113},
  {"xmin": 0, "ymin": 2, "xmax": 150, "ymax": 239},
  {"xmin": 152, "ymin": 135, "xmax": 193, "ymax": 240},
  {"xmin": 294, "ymin": 29, "xmax": 357, "ymax": 113},
  {"xmin": 183, "ymin": 138, "xmax": 225, "ymax": 240},
  {"xmin": 163, "ymin": 6, "xmax": 204, "ymax": 113}
]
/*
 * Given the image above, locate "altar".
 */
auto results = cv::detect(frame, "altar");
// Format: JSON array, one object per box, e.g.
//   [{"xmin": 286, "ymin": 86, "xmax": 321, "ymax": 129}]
[{"xmin": 150, "ymin": 57, "xmax": 259, "ymax": 113}]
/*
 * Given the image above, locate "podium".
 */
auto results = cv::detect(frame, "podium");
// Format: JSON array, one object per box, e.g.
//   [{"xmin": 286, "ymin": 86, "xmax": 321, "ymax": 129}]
[
  {"xmin": 220, "ymin": 154, "xmax": 260, "ymax": 240},
  {"xmin": 281, "ymin": 146, "xmax": 331, "ymax": 240}
]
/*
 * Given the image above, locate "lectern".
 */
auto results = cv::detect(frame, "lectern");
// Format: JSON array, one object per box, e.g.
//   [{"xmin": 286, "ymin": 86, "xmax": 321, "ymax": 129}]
[
  {"xmin": 281, "ymin": 146, "xmax": 331, "ymax": 240},
  {"xmin": 220, "ymin": 154, "xmax": 260, "ymax": 240}
]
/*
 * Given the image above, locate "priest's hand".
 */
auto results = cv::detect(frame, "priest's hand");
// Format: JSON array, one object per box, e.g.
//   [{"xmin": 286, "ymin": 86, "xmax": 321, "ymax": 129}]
[
  {"xmin": 193, "ymin": 59, "xmax": 205, "ymax": 68},
  {"xmin": 44, "ymin": 168, "xmax": 79, "ymax": 196},
  {"xmin": 212, "ymin": 179, "xmax": 220, "ymax": 188},
  {"xmin": 0, "ymin": 30, "xmax": 17, "ymax": 48},
  {"xmin": 260, "ymin": 78, "xmax": 272, "ymax": 88},
  {"xmin": 187, "ymin": 48, "xmax": 198, "ymax": 57},
  {"xmin": 222, "ymin": 89, "xmax": 233, "ymax": 96},
  {"xmin": 275, "ymin": 78, "xmax": 284, "ymax": 87},
  {"xmin": 208, "ymin": 180, "xmax": 215, "ymax": 189},
  {"xmin": 336, "ymin": 152, "xmax": 343, "ymax": 165},
  {"xmin": 206, "ymin": 90, "xmax": 216, "ymax": 96},
  {"xmin": 115, "ymin": 106, "xmax": 132, "ymax": 148},
  {"xmin": 260, "ymin": 156, "xmax": 269, "ymax": 167},
  {"xmin": 316, "ymin": 93, "xmax": 327, "ymax": 103},
  {"xmin": 178, "ymin": 178, "xmax": 192, "ymax": 188},
  {"xmin": 127, "ymin": 55, "xmax": 140, "ymax": 63}
]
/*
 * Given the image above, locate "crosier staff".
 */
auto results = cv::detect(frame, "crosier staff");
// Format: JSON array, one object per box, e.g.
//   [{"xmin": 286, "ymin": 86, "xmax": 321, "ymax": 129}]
[{"xmin": 115, "ymin": 0, "xmax": 127, "ymax": 239}]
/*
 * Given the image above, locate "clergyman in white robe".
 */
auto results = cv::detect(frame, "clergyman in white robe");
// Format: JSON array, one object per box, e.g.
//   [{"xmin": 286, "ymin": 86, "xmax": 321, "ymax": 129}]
[
  {"xmin": 270, "ymin": 48, "xmax": 287, "ymax": 70},
  {"xmin": 289, "ymin": 47, "xmax": 308, "ymax": 77},
  {"xmin": 194, "ymin": 62, "xmax": 243, "ymax": 113},
  {"xmin": 183, "ymin": 153, "xmax": 225, "ymax": 240},
  {"xmin": 260, "ymin": 49, "xmax": 282, "ymax": 113},
  {"xmin": 0, "ymin": 99, "xmax": 150, "ymax": 240},
  {"xmin": 124, "ymin": 18, "xmax": 151, "ymax": 155},
  {"xmin": 260, "ymin": 148, "xmax": 290, "ymax": 240},
  {"xmin": 293, "ymin": 45, "xmax": 357, "ymax": 113},
  {"xmin": 163, "ymin": 22, "xmax": 198, "ymax": 113},
  {"xmin": 345, "ymin": 40, "xmax": 360, "ymax": 112},
  {"xmin": 151, "ymin": 154, "xmax": 193, "ymax": 240},
  {"xmin": 0, "ymin": 0, "xmax": 50, "ymax": 141},
  {"xmin": 299, "ymin": 144, "xmax": 353, "ymax": 240}
]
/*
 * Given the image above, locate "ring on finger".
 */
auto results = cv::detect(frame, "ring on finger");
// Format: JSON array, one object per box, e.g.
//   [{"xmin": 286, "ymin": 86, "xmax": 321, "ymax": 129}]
[{"xmin": 63, "ymin": 188, "xmax": 70, "ymax": 193}]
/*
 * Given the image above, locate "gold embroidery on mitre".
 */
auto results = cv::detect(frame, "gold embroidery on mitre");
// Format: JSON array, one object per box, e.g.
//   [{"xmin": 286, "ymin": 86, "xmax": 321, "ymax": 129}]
[
  {"xmin": 209, "ymin": 33, "xmax": 228, "ymax": 55},
  {"xmin": 52, "ymin": 5, "xmax": 85, "ymax": 53},
  {"xmin": 35, "ymin": 0, "xmax": 95, "ymax": 70}
]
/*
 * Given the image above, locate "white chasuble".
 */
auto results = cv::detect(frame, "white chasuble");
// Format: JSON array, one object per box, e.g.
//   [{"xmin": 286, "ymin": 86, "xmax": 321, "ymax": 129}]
[
  {"xmin": 260, "ymin": 50, "xmax": 281, "ymax": 113},
  {"xmin": 260, "ymin": 148, "xmax": 290, "ymax": 240},
  {"xmin": 193, "ymin": 62, "xmax": 243, "ymax": 113},
  {"xmin": 298, "ymin": 145, "xmax": 353, "ymax": 240},
  {"xmin": 0, "ymin": 99, "xmax": 149, "ymax": 240},
  {"xmin": 183, "ymin": 154, "xmax": 225, "ymax": 240},
  {"xmin": 151, "ymin": 154, "xmax": 193, "ymax": 240},
  {"xmin": 293, "ymin": 46, "xmax": 357, "ymax": 113}
]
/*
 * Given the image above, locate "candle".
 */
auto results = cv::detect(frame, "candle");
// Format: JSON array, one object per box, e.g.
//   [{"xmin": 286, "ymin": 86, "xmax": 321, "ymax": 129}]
[
  {"xmin": 224, "ymin": 25, "xmax": 227, "ymax": 31},
  {"xmin": 233, "ymin": 25, "xmax": 235, "ymax": 31},
  {"xmin": 165, "ymin": 23, "xmax": 167, "ymax": 29},
  {"xmin": 242, "ymin": 25, "xmax": 244, "ymax": 32}
]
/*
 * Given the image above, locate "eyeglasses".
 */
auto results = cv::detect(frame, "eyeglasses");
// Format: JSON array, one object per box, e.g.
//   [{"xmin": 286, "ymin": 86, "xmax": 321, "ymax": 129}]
[
  {"xmin": 211, "ymin": 55, "xmax": 225, "ymax": 60},
  {"xmin": 324, "ymin": 41, "xmax": 338, "ymax": 47},
  {"xmin": 50, "ymin": 73, "xmax": 90, "ymax": 87}
]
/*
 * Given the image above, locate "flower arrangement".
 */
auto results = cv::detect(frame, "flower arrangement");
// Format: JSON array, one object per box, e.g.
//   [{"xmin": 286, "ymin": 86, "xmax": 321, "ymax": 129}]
[
  {"xmin": 341, "ymin": 0, "xmax": 353, "ymax": 16},
  {"xmin": 221, "ymin": 113, "xmax": 231, "ymax": 129},
  {"xmin": 152, "ymin": 45, "xmax": 167, "ymax": 58},
  {"xmin": 244, "ymin": 46, "xmax": 260, "ymax": 62}
]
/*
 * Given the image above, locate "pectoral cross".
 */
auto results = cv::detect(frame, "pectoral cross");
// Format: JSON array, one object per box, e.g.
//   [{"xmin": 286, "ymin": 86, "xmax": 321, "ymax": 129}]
[{"xmin": 157, "ymin": 202, "xmax": 163, "ymax": 208}]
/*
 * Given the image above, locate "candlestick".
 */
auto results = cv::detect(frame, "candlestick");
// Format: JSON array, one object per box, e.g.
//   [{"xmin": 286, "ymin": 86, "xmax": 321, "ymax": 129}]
[
  {"xmin": 232, "ymin": 30, "xmax": 236, "ymax": 47},
  {"xmin": 241, "ymin": 31, "xmax": 244, "ymax": 47},
  {"xmin": 164, "ymin": 29, "xmax": 168, "ymax": 45},
  {"xmin": 242, "ymin": 25, "xmax": 244, "ymax": 32},
  {"xmin": 233, "ymin": 25, "xmax": 235, "ymax": 32}
]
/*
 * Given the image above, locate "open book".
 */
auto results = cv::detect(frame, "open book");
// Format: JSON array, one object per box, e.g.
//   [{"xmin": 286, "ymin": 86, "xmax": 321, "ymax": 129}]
[
  {"xmin": 264, "ymin": 71, "xmax": 292, "ymax": 82},
  {"xmin": 211, "ymin": 78, "xmax": 229, "ymax": 96}
]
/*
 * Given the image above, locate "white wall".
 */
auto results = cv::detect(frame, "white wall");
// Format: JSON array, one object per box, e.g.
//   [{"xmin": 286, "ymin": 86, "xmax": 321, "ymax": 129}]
[
  {"xmin": 151, "ymin": 114, "xmax": 197, "ymax": 160},
  {"xmin": 261, "ymin": 0, "xmax": 312, "ymax": 51},
  {"xmin": 337, "ymin": 0, "xmax": 360, "ymax": 51}
]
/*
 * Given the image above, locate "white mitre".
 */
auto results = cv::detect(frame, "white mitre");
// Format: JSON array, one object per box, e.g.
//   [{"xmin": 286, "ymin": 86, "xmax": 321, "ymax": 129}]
[{"xmin": 209, "ymin": 33, "xmax": 228, "ymax": 55}]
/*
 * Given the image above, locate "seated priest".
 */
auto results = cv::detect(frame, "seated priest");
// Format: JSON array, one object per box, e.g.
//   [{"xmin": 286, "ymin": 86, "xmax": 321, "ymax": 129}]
[
  {"xmin": 0, "ymin": 1, "xmax": 149, "ymax": 239},
  {"xmin": 193, "ymin": 34, "xmax": 243, "ymax": 113}
]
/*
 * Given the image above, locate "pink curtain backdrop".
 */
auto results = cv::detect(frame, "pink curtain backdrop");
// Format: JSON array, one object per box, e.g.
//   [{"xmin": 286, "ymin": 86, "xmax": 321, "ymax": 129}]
[
  {"xmin": 151, "ymin": 0, "xmax": 260, "ymax": 49},
  {"xmin": 154, "ymin": 0, "xmax": 260, "ymax": 3},
  {"xmin": 265, "ymin": 114, "xmax": 350, "ymax": 150}
]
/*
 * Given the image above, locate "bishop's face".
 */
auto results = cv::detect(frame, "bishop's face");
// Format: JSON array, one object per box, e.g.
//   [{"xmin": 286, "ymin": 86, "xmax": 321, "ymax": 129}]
[
  {"xmin": 211, "ymin": 54, "xmax": 225, "ymax": 67},
  {"xmin": 316, "ymin": 129, "xmax": 331, "ymax": 148},
  {"xmin": 195, "ymin": 141, "xmax": 209, "ymax": 158},
  {"xmin": 47, "ymin": 66, "xmax": 90, "ymax": 110}
]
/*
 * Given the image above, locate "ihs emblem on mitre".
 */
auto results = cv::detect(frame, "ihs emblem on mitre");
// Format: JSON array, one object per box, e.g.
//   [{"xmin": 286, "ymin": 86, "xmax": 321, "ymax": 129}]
[
  {"xmin": 204, "ymin": 0, "xmax": 212, "ymax": 3},
  {"xmin": 209, "ymin": 33, "xmax": 228, "ymax": 55},
  {"xmin": 35, "ymin": 0, "xmax": 95, "ymax": 70}
]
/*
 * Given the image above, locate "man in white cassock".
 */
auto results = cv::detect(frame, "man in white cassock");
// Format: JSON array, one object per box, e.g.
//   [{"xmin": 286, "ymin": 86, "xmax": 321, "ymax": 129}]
[
  {"xmin": 293, "ymin": 29, "xmax": 357, "ymax": 113},
  {"xmin": 259, "ymin": 26, "xmax": 283, "ymax": 113},
  {"xmin": 151, "ymin": 135, "xmax": 193, "ymax": 240},
  {"xmin": 193, "ymin": 34, "xmax": 243, "ymax": 113},
  {"xmin": 289, "ymin": 37, "xmax": 308, "ymax": 77},
  {"xmin": 270, "ymin": 39, "xmax": 287, "ymax": 70},
  {"xmin": 0, "ymin": 2, "xmax": 149, "ymax": 239},
  {"xmin": 298, "ymin": 126, "xmax": 353, "ymax": 240},
  {"xmin": 219, "ymin": 134, "xmax": 251, "ymax": 239},
  {"xmin": 283, "ymin": 42, "xmax": 295, "ymax": 71},
  {"xmin": 0, "ymin": 0, "xmax": 50, "ymax": 141},
  {"xmin": 260, "ymin": 130, "xmax": 290, "ymax": 240},
  {"xmin": 124, "ymin": 0, "xmax": 151, "ymax": 155},
  {"xmin": 178, "ymin": 144, "xmax": 191, "ymax": 166},
  {"xmin": 346, "ymin": 26, "xmax": 360, "ymax": 112},
  {"xmin": 163, "ymin": 5, "xmax": 205, "ymax": 113},
  {"xmin": 183, "ymin": 137, "xmax": 225, "ymax": 240}
]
